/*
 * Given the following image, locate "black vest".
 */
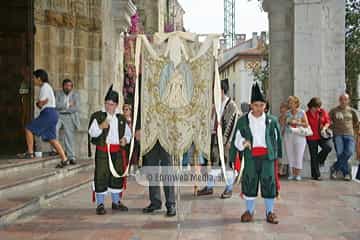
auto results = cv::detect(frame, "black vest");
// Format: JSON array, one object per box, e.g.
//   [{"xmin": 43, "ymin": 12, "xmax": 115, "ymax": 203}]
[{"xmin": 88, "ymin": 111, "xmax": 126, "ymax": 156}]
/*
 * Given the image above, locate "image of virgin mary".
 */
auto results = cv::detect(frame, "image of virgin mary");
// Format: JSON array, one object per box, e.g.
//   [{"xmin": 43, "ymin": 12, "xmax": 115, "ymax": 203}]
[{"xmin": 160, "ymin": 63, "xmax": 193, "ymax": 109}]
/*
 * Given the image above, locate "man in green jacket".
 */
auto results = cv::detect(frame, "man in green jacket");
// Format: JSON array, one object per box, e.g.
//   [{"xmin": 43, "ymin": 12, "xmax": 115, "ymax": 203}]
[{"xmin": 229, "ymin": 82, "xmax": 282, "ymax": 224}]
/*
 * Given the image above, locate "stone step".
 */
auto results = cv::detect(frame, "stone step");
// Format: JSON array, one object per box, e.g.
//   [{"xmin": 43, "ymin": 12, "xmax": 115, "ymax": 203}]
[
  {"xmin": 0, "ymin": 167, "xmax": 93, "ymax": 227},
  {"xmin": 0, "ymin": 156, "xmax": 61, "ymax": 178},
  {"xmin": 0, "ymin": 159, "xmax": 93, "ymax": 199}
]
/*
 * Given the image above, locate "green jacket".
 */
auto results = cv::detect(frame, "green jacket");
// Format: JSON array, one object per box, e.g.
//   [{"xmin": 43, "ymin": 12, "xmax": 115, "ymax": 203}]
[
  {"xmin": 87, "ymin": 111, "xmax": 126, "ymax": 157},
  {"xmin": 229, "ymin": 113, "xmax": 282, "ymax": 163}
]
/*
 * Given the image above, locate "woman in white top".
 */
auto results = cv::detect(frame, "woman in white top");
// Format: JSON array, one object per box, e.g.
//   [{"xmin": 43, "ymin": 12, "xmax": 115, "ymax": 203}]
[
  {"xmin": 24, "ymin": 69, "xmax": 68, "ymax": 168},
  {"xmin": 284, "ymin": 96, "xmax": 310, "ymax": 181}
]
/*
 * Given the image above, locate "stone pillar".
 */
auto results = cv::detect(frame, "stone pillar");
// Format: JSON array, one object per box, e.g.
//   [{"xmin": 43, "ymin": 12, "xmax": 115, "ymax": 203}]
[
  {"xmin": 319, "ymin": 0, "xmax": 346, "ymax": 110},
  {"xmin": 264, "ymin": 0, "xmax": 345, "ymax": 113},
  {"xmin": 293, "ymin": 0, "xmax": 322, "ymax": 109},
  {"xmin": 263, "ymin": 0, "xmax": 294, "ymax": 116},
  {"xmin": 264, "ymin": 0, "xmax": 346, "ymax": 177},
  {"xmin": 293, "ymin": 0, "xmax": 345, "ymax": 110}
]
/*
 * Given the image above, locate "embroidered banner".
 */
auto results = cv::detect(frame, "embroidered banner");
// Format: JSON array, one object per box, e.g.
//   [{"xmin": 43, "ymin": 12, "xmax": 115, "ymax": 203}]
[{"xmin": 139, "ymin": 32, "xmax": 219, "ymax": 165}]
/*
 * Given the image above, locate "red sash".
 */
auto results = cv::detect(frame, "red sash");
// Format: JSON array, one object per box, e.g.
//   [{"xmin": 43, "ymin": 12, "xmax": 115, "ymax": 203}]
[
  {"xmin": 96, "ymin": 144, "xmax": 121, "ymax": 153},
  {"xmin": 251, "ymin": 147, "xmax": 268, "ymax": 157}
]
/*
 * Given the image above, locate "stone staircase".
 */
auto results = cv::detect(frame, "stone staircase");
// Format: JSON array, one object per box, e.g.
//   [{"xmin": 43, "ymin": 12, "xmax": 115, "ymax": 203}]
[{"xmin": 0, "ymin": 156, "xmax": 93, "ymax": 227}]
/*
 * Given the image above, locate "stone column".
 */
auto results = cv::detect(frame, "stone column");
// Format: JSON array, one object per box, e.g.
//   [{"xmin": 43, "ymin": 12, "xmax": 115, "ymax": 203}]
[
  {"xmin": 293, "ymin": 0, "xmax": 345, "ymax": 111},
  {"xmin": 263, "ymin": 0, "xmax": 294, "ymax": 116},
  {"xmin": 319, "ymin": 0, "xmax": 345, "ymax": 110},
  {"xmin": 264, "ymin": 0, "xmax": 345, "ymax": 113},
  {"xmin": 264, "ymin": 0, "xmax": 346, "ymax": 177}
]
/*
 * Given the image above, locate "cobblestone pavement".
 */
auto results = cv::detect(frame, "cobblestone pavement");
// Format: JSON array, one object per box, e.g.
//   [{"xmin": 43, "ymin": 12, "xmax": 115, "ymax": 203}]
[{"xmin": 0, "ymin": 176, "xmax": 359, "ymax": 240}]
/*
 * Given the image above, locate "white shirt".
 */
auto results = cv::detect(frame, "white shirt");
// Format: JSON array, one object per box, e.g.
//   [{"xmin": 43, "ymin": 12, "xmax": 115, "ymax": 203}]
[
  {"xmin": 39, "ymin": 82, "xmax": 56, "ymax": 111},
  {"xmin": 88, "ymin": 111, "xmax": 132, "ymax": 144},
  {"xmin": 64, "ymin": 92, "xmax": 72, "ymax": 109},
  {"xmin": 234, "ymin": 112, "xmax": 267, "ymax": 151},
  {"xmin": 220, "ymin": 96, "xmax": 229, "ymax": 117}
]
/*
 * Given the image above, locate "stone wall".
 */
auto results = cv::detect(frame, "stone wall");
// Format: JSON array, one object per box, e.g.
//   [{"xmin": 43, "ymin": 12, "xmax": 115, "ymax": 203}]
[
  {"xmin": 263, "ymin": 0, "xmax": 294, "ymax": 116},
  {"xmin": 34, "ymin": 0, "xmax": 133, "ymax": 157},
  {"xmin": 134, "ymin": 0, "xmax": 166, "ymax": 33}
]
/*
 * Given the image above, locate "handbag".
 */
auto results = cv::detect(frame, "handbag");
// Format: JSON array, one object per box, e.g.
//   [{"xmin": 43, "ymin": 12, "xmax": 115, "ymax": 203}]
[
  {"xmin": 319, "ymin": 110, "xmax": 333, "ymax": 140},
  {"xmin": 320, "ymin": 128, "xmax": 333, "ymax": 140},
  {"xmin": 289, "ymin": 126, "xmax": 313, "ymax": 137}
]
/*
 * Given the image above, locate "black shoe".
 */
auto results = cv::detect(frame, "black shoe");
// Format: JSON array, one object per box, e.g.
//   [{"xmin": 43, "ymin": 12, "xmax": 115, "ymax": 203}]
[
  {"xmin": 96, "ymin": 204, "xmax": 106, "ymax": 215},
  {"xmin": 220, "ymin": 189, "xmax": 232, "ymax": 199},
  {"xmin": 196, "ymin": 187, "xmax": 213, "ymax": 196},
  {"xmin": 166, "ymin": 206, "xmax": 176, "ymax": 217},
  {"xmin": 112, "ymin": 201, "xmax": 128, "ymax": 211},
  {"xmin": 55, "ymin": 159, "xmax": 69, "ymax": 168},
  {"xmin": 142, "ymin": 204, "xmax": 161, "ymax": 213},
  {"xmin": 312, "ymin": 176, "xmax": 322, "ymax": 181},
  {"xmin": 69, "ymin": 159, "xmax": 77, "ymax": 165},
  {"xmin": 17, "ymin": 152, "xmax": 34, "ymax": 159}
]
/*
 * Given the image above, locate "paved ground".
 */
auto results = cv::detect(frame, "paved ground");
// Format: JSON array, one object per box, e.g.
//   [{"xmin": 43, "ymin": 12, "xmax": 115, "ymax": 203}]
[{"xmin": 0, "ymin": 176, "xmax": 359, "ymax": 240}]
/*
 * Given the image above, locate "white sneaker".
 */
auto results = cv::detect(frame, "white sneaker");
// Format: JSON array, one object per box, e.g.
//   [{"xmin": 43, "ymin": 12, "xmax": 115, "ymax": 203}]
[
  {"xmin": 295, "ymin": 176, "xmax": 302, "ymax": 181},
  {"xmin": 288, "ymin": 175, "xmax": 295, "ymax": 180}
]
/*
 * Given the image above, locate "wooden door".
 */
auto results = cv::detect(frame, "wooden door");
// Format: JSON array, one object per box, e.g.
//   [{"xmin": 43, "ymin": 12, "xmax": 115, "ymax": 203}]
[{"xmin": 0, "ymin": 0, "xmax": 34, "ymax": 156}]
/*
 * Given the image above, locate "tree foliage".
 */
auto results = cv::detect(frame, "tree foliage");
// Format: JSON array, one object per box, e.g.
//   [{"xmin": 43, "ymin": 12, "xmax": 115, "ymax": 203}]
[
  {"xmin": 252, "ymin": 44, "xmax": 269, "ymax": 97},
  {"xmin": 346, "ymin": 0, "xmax": 360, "ymax": 107}
]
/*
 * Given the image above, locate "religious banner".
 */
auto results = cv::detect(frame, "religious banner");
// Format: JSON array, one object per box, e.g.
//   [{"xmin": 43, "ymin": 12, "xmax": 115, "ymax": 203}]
[{"xmin": 137, "ymin": 32, "xmax": 220, "ymax": 165}]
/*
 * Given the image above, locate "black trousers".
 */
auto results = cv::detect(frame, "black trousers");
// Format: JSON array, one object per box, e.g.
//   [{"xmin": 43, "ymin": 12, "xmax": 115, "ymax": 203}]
[
  {"xmin": 143, "ymin": 142, "xmax": 175, "ymax": 208},
  {"xmin": 307, "ymin": 139, "xmax": 332, "ymax": 178}
]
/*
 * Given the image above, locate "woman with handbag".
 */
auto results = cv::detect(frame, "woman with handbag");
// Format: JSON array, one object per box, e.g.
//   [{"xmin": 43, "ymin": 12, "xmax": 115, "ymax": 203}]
[
  {"xmin": 284, "ymin": 96, "xmax": 310, "ymax": 181},
  {"xmin": 306, "ymin": 97, "xmax": 333, "ymax": 180}
]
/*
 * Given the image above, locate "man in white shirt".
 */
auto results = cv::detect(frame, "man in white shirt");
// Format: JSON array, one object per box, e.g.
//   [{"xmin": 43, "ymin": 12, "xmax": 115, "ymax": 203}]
[{"xmin": 88, "ymin": 85, "xmax": 132, "ymax": 215}]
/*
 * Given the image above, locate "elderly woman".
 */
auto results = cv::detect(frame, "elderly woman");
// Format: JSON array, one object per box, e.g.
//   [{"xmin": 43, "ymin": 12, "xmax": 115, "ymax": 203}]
[
  {"xmin": 284, "ymin": 96, "xmax": 310, "ymax": 181},
  {"xmin": 306, "ymin": 97, "xmax": 332, "ymax": 180}
]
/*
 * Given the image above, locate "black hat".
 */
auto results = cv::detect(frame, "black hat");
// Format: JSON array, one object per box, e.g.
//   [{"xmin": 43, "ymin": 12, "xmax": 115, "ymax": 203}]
[
  {"xmin": 105, "ymin": 84, "xmax": 119, "ymax": 103},
  {"xmin": 251, "ymin": 82, "xmax": 266, "ymax": 103},
  {"xmin": 221, "ymin": 78, "xmax": 229, "ymax": 94}
]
